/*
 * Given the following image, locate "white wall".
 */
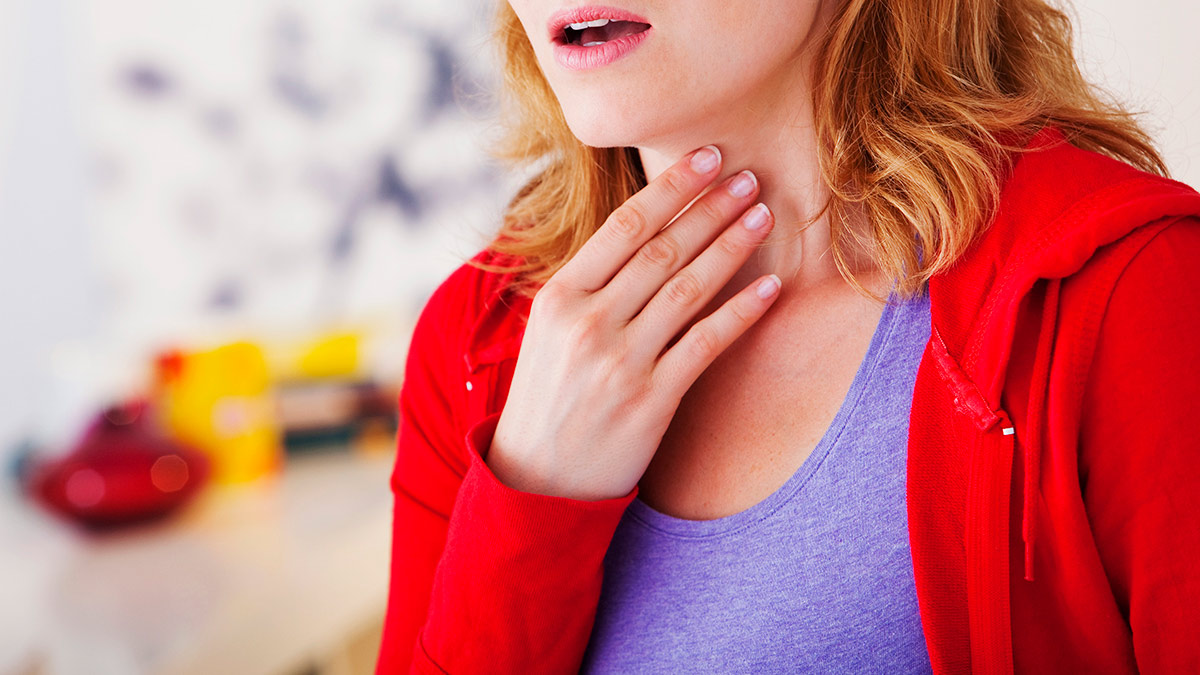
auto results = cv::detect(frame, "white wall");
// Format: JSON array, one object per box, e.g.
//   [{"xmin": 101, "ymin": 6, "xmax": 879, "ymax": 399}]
[
  {"xmin": 1075, "ymin": 0, "xmax": 1200, "ymax": 186},
  {"xmin": 0, "ymin": 0, "xmax": 101, "ymax": 456}
]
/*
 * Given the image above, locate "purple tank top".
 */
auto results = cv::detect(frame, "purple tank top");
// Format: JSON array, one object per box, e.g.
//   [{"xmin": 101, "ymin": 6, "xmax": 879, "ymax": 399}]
[{"xmin": 581, "ymin": 290, "xmax": 933, "ymax": 673}]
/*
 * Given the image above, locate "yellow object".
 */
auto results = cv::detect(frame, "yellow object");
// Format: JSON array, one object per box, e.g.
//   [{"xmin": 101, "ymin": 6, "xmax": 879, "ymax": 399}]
[
  {"xmin": 155, "ymin": 341, "xmax": 282, "ymax": 484},
  {"xmin": 295, "ymin": 331, "xmax": 360, "ymax": 380},
  {"xmin": 265, "ymin": 330, "xmax": 363, "ymax": 382}
]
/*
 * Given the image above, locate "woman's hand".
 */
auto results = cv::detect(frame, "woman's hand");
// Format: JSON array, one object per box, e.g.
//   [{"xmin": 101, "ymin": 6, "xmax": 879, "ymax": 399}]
[{"xmin": 487, "ymin": 146, "xmax": 780, "ymax": 501}]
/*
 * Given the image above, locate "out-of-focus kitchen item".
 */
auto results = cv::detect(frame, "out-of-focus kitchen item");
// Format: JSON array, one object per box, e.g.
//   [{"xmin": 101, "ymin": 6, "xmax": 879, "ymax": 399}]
[
  {"xmin": 27, "ymin": 400, "xmax": 210, "ymax": 530},
  {"xmin": 265, "ymin": 329, "xmax": 398, "ymax": 454},
  {"xmin": 273, "ymin": 379, "xmax": 397, "ymax": 453},
  {"xmin": 153, "ymin": 341, "xmax": 282, "ymax": 484}
]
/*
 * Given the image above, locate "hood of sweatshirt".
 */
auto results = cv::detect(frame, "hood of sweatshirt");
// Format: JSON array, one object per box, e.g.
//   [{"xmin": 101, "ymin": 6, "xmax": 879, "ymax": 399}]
[{"xmin": 911, "ymin": 127, "xmax": 1200, "ymax": 674}]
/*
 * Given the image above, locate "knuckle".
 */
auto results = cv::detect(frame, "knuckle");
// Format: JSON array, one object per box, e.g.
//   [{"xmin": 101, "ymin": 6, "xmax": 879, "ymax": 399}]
[
  {"xmin": 715, "ymin": 231, "xmax": 747, "ymax": 257},
  {"xmin": 658, "ymin": 167, "xmax": 693, "ymax": 197},
  {"xmin": 727, "ymin": 300, "xmax": 754, "ymax": 326},
  {"xmin": 662, "ymin": 273, "xmax": 702, "ymax": 307},
  {"xmin": 688, "ymin": 328, "xmax": 721, "ymax": 361},
  {"xmin": 533, "ymin": 282, "xmax": 569, "ymax": 313},
  {"xmin": 624, "ymin": 381, "xmax": 658, "ymax": 413},
  {"xmin": 690, "ymin": 195, "xmax": 728, "ymax": 224},
  {"xmin": 567, "ymin": 311, "xmax": 606, "ymax": 347},
  {"xmin": 608, "ymin": 206, "xmax": 648, "ymax": 241},
  {"xmin": 596, "ymin": 349, "xmax": 634, "ymax": 383},
  {"xmin": 637, "ymin": 236, "xmax": 679, "ymax": 269}
]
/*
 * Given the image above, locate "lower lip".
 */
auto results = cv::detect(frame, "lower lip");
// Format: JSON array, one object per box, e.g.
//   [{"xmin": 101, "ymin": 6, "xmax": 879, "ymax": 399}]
[{"xmin": 553, "ymin": 29, "xmax": 651, "ymax": 71}]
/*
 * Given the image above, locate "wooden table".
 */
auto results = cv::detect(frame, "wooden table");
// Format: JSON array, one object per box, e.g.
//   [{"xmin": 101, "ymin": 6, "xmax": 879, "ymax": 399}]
[{"xmin": 0, "ymin": 450, "xmax": 396, "ymax": 675}]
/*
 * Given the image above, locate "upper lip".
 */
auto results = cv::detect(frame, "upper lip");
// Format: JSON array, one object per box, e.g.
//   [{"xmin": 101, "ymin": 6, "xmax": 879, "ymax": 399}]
[{"xmin": 547, "ymin": 5, "xmax": 651, "ymax": 43}]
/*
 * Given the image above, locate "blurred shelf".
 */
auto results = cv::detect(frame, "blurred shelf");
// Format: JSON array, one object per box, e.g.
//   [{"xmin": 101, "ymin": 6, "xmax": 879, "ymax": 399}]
[{"xmin": 0, "ymin": 450, "xmax": 396, "ymax": 675}]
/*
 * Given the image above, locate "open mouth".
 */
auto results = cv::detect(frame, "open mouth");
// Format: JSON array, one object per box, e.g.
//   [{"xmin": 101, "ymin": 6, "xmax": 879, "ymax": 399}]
[{"xmin": 561, "ymin": 18, "xmax": 651, "ymax": 47}]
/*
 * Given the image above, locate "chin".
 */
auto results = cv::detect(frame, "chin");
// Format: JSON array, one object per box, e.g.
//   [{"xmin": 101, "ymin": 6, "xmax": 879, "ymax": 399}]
[
  {"xmin": 557, "ymin": 100, "xmax": 631, "ymax": 148},
  {"xmin": 564, "ymin": 119, "xmax": 631, "ymax": 149},
  {"xmin": 552, "ymin": 84, "xmax": 676, "ymax": 147},
  {"xmin": 559, "ymin": 100, "xmax": 675, "ymax": 150}
]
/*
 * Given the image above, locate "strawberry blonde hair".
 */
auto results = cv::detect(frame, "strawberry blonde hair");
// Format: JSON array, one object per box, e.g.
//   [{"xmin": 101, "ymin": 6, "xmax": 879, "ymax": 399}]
[{"xmin": 480, "ymin": 0, "xmax": 1167, "ymax": 298}]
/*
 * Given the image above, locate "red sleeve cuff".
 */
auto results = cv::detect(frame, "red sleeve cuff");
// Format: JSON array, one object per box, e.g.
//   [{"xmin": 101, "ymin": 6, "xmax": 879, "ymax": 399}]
[
  {"xmin": 418, "ymin": 413, "xmax": 636, "ymax": 671},
  {"xmin": 463, "ymin": 412, "xmax": 639, "ymax": 510}
]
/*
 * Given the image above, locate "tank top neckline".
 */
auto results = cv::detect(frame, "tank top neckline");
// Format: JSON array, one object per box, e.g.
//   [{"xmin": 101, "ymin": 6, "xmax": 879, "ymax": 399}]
[{"xmin": 625, "ymin": 289, "xmax": 926, "ymax": 539}]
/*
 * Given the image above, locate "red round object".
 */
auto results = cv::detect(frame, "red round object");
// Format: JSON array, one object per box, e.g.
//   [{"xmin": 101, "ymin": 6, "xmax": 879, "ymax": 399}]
[{"xmin": 29, "ymin": 400, "xmax": 210, "ymax": 530}]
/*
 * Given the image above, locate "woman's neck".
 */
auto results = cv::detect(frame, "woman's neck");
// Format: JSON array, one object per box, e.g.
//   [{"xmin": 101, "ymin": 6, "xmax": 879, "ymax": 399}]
[{"xmin": 635, "ymin": 87, "xmax": 876, "ymax": 297}]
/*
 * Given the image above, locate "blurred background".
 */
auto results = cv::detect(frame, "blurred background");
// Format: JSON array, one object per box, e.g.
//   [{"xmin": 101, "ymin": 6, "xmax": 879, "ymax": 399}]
[{"xmin": 0, "ymin": 0, "xmax": 1196, "ymax": 674}]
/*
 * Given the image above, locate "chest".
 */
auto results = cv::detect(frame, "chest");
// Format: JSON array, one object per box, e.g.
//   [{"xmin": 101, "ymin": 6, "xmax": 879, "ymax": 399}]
[
  {"xmin": 638, "ymin": 290, "xmax": 891, "ymax": 520},
  {"xmin": 584, "ymin": 290, "xmax": 932, "ymax": 672}
]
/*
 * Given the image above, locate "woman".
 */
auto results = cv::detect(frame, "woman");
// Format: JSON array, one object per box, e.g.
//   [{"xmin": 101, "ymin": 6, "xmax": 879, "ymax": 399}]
[{"xmin": 377, "ymin": 0, "xmax": 1200, "ymax": 672}]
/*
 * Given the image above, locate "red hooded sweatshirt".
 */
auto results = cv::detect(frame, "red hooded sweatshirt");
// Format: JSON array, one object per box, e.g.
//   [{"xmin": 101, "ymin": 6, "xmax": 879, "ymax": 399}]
[{"xmin": 376, "ymin": 128, "xmax": 1200, "ymax": 674}]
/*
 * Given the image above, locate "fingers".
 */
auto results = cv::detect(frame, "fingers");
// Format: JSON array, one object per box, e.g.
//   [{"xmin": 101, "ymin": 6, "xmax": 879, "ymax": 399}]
[
  {"xmin": 630, "ymin": 199, "xmax": 775, "ymax": 350},
  {"xmin": 599, "ymin": 169, "xmax": 762, "ymax": 319},
  {"xmin": 552, "ymin": 146, "xmax": 723, "ymax": 293},
  {"xmin": 653, "ymin": 274, "xmax": 782, "ymax": 399}
]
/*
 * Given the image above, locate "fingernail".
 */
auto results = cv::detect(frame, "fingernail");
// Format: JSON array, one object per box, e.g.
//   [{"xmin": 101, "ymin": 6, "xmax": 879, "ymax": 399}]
[
  {"xmin": 743, "ymin": 203, "xmax": 770, "ymax": 231},
  {"xmin": 728, "ymin": 170, "xmax": 757, "ymax": 198},
  {"xmin": 690, "ymin": 146, "xmax": 720, "ymax": 174},
  {"xmin": 756, "ymin": 275, "xmax": 782, "ymax": 299}
]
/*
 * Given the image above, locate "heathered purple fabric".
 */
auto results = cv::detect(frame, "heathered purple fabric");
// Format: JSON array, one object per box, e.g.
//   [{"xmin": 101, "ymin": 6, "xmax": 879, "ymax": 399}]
[{"xmin": 581, "ymin": 290, "xmax": 933, "ymax": 674}]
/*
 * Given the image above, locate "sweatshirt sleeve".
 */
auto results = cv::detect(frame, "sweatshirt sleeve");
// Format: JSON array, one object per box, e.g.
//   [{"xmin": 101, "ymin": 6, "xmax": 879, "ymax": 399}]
[
  {"xmin": 1078, "ymin": 216, "xmax": 1200, "ymax": 673},
  {"xmin": 376, "ymin": 263, "xmax": 635, "ymax": 675}
]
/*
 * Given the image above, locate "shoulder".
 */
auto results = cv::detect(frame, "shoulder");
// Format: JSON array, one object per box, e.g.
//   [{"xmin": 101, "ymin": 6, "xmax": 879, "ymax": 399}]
[
  {"xmin": 1062, "ymin": 215, "xmax": 1200, "ymax": 451},
  {"xmin": 410, "ymin": 248, "xmax": 530, "ymax": 360},
  {"xmin": 1054, "ymin": 213, "xmax": 1199, "ymax": 383},
  {"xmin": 988, "ymin": 132, "xmax": 1199, "ymax": 275},
  {"xmin": 1091, "ymin": 215, "xmax": 1200, "ymax": 351},
  {"xmin": 422, "ymin": 248, "xmax": 517, "ymax": 313},
  {"xmin": 1109, "ymin": 215, "xmax": 1200, "ymax": 292},
  {"xmin": 929, "ymin": 141, "xmax": 1200, "ymax": 356},
  {"xmin": 1062, "ymin": 212, "xmax": 1200, "ymax": 317},
  {"xmin": 945, "ymin": 132, "xmax": 1200, "ymax": 309}
]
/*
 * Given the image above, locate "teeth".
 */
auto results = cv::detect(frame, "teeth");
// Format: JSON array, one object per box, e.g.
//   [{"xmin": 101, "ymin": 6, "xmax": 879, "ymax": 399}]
[
  {"xmin": 567, "ymin": 18, "xmax": 611, "ymax": 30},
  {"xmin": 582, "ymin": 41, "xmax": 605, "ymax": 47}
]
